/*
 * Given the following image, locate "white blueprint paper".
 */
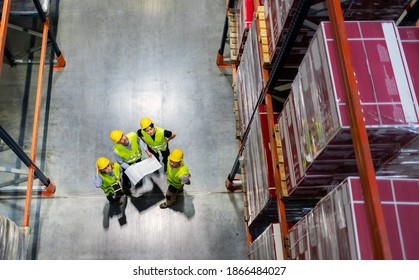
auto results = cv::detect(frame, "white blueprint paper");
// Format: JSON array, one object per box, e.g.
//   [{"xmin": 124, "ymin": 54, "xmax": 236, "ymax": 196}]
[{"xmin": 124, "ymin": 156, "xmax": 162, "ymax": 185}]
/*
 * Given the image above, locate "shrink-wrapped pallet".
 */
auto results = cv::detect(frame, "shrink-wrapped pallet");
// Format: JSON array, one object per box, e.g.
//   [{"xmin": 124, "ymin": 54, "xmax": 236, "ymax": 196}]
[
  {"xmin": 278, "ymin": 21, "xmax": 419, "ymax": 196},
  {"xmin": 289, "ymin": 177, "xmax": 419, "ymax": 259}
]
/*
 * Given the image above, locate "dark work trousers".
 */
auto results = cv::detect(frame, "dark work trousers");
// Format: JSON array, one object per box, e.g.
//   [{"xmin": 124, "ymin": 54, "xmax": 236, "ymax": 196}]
[
  {"xmin": 122, "ymin": 172, "xmax": 132, "ymax": 192},
  {"xmin": 165, "ymin": 184, "xmax": 184, "ymax": 206},
  {"xmin": 149, "ymin": 147, "xmax": 170, "ymax": 169}
]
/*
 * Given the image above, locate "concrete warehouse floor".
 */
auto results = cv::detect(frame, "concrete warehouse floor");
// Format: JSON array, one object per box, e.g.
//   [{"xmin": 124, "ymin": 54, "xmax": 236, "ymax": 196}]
[{"xmin": 0, "ymin": 0, "xmax": 248, "ymax": 259}]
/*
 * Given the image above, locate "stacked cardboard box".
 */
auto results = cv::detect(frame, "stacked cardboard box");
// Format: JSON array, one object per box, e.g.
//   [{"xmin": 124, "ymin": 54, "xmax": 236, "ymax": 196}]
[
  {"xmin": 399, "ymin": 26, "xmax": 419, "ymax": 98},
  {"xmin": 256, "ymin": 6, "xmax": 271, "ymax": 67},
  {"xmin": 263, "ymin": 0, "xmax": 295, "ymax": 63},
  {"xmin": 233, "ymin": 0, "xmax": 255, "ymax": 64},
  {"xmin": 278, "ymin": 21, "xmax": 419, "ymax": 197},
  {"xmin": 243, "ymin": 104, "xmax": 279, "ymax": 227},
  {"xmin": 228, "ymin": 10, "xmax": 239, "ymax": 64},
  {"xmin": 288, "ymin": 177, "xmax": 419, "ymax": 259},
  {"xmin": 274, "ymin": 123, "xmax": 287, "ymax": 197},
  {"xmin": 0, "ymin": 215, "xmax": 30, "ymax": 260},
  {"xmin": 288, "ymin": 215, "xmax": 308, "ymax": 259},
  {"xmin": 232, "ymin": 78, "xmax": 242, "ymax": 139},
  {"xmin": 377, "ymin": 26, "xmax": 419, "ymax": 177},
  {"xmin": 249, "ymin": 223, "xmax": 284, "ymax": 260},
  {"xmin": 236, "ymin": 18, "xmax": 265, "ymax": 134}
]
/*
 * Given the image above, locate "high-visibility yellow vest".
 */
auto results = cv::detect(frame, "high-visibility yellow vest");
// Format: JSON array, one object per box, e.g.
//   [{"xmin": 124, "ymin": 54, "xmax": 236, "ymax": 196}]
[
  {"xmin": 99, "ymin": 163, "xmax": 121, "ymax": 196},
  {"xmin": 166, "ymin": 161, "xmax": 189, "ymax": 189},
  {"xmin": 141, "ymin": 127, "xmax": 167, "ymax": 152},
  {"xmin": 113, "ymin": 132, "xmax": 142, "ymax": 164}
]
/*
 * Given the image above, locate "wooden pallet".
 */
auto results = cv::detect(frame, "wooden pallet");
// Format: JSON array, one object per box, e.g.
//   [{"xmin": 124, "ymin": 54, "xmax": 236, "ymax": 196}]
[
  {"xmin": 232, "ymin": 81, "xmax": 242, "ymax": 139},
  {"xmin": 274, "ymin": 123, "xmax": 287, "ymax": 197},
  {"xmin": 256, "ymin": 6, "xmax": 271, "ymax": 68},
  {"xmin": 228, "ymin": 11, "xmax": 238, "ymax": 64}
]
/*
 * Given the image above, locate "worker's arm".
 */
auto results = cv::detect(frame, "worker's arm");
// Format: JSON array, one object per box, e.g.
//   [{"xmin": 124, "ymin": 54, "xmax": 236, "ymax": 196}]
[
  {"xmin": 136, "ymin": 129, "xmax": 144, "ymax": 140},
  {"xmin": 164, "ymin": 130, "xmax": 176, "ymax": 142},
  {"xmin": 138, "ymin": 137, "xmax": 152, "ymax": 158},
  {"xmin": 167, "ymin": 133, "xmax": 176, "ymax": 141},
  {"xmin": 94, "ymin": 174, "xmax": 103, "ymax": 189},
  {"xmin": 180, "ymin": 174, "xmax": 191, "ymax": 185},
  {"xmin": 113, "ymin": 151, "xmax": 129, "ymax": 170}
]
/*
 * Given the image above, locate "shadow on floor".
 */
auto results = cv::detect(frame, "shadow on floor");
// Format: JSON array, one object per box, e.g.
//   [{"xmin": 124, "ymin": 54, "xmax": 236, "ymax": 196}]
[
  {"xmin": 102, "ymin": 195, "xmax": 128, "ymax": 229},
  {"xmin": 130, "ymin": 181, "xmax": 165, "ymax": 213},
  {"xmin": 168, "ymin": 193, "xmax": 195, "ymax": 220}
]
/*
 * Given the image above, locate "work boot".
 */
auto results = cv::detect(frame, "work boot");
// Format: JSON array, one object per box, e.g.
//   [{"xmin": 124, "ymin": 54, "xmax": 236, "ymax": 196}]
[{"xmin": 159, "ymin": 202, "xmax": 168, "ymax": 209}]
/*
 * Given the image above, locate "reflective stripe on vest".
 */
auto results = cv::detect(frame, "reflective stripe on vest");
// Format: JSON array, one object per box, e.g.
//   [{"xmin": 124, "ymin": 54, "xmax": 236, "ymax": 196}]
[
  {"xmin": 141, "ymin": 127, "xmax": 167, "ymax": 152},
  {"xmin": 99, "ymin": 163, "xmax": 121, "ymax": 196},
  {"xmin": 113, "ymin": 132, "xmax": 142, "ymax": 164},
  {"xmin": 166, "ymin": 161, "xmax": 189, "ymax": 189}
]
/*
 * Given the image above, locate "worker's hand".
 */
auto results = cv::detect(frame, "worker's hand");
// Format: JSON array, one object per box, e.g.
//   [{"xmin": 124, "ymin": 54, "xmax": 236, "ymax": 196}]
[
  {"xmin": 168, "ymin": 133, "xmax": 176, "ymax": 142},
  {"xmin": 146, "ymin": 150, "xmax": 153, "ymax": 158},
  {"xmin": 113, "ymin": 199, "xmax": 123, "ymax": 206},
  {"xmin": 181, "ymin": 174, "xmax": 191, "ymax": 185}
]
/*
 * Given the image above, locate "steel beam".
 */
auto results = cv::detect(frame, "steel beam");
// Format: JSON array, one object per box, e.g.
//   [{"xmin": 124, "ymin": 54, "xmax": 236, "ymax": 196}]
[
  {"xmin": 325, "ymin": 0, "xmax": 392, "ymax": 259},
  {"xmin": 32, "ymin": 0, "xmax": 66, "ymax": 69},
  {"xmin": 0, "ymin": 125, "xmax": 49, "ymax": 185}
]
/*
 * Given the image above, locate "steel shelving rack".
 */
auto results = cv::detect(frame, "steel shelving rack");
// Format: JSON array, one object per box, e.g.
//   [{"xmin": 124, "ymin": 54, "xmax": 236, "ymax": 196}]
[{"xmin": 0, "ymin": 0, "xmax": 65, "ymax": 229}]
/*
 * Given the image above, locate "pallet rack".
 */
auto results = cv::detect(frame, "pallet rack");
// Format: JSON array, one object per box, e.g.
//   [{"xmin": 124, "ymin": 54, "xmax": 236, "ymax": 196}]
[
  {"xmin": 218, "ymin": 0, "xmax": 419, "ymax": 259},
  {"xmin": 0, "ymin": 0, "xmax": 66, "ymax": 228}
]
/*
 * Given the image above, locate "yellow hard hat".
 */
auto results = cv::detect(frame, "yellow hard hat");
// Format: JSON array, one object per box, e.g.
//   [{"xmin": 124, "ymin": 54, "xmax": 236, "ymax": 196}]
[
  {"xmin": 169, "ymin": 149, "xmax": 183, "ymax": 162},
  {"xmin": 96, "ymin": 157, "xmax": 110, "ymax": 170},
  {"xmin": 140, "ymin": 117, "xmax": 153, "ymax": 129},
  {"xmin": 110, "ymin": 130, "xmax": 123, "ymax": 143}
]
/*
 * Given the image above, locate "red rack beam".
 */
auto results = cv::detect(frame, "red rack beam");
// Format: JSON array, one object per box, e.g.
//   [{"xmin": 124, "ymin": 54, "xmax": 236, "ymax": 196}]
[
  {"xmin": 254, "ymin": 0, "xmax": 290, "ymax": 259},
  {"xmin": 325, "ymin": 0, "xmax": 392, "ymax": 259},
  {"xmin": 23, "ymin": 21, "xmax": 51, "ymax": 227},
  {"xmin": 265, "ymin": 93, "xmax": 290, "ymax": 259}
]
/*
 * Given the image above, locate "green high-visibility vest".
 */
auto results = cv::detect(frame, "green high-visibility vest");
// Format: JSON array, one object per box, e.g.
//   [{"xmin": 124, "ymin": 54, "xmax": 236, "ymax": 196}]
[
  {"xmin": 99, "ymin": 163, "xmax": 121, "ymax": 196},
  {"xmin": 141, "ymin": 127, "xmax": 167, "ymax": 152},
  {"xmin": 166, "ymin": 161, "xmax": 189, "ymax": 189},
  {"xmin": 113, "ymin": 132, "xmax": 142, "ymax": 164}
]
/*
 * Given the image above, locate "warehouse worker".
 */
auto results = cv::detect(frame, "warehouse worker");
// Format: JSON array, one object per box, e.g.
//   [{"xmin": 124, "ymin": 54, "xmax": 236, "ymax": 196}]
[
  {"xmin": 110, "ymin": 129, "xmax": 151, "ymax": 170},
  {"xmin": 137, "ymin": 117, "xmax": 176, "ymax": 171},
  {"xmin": 159, "ymin": 149, "xmax": 191, "ymax": 209},
  {"xmin": 95, "ymin": 157, "xmax": 133, "ymax": 203}
]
